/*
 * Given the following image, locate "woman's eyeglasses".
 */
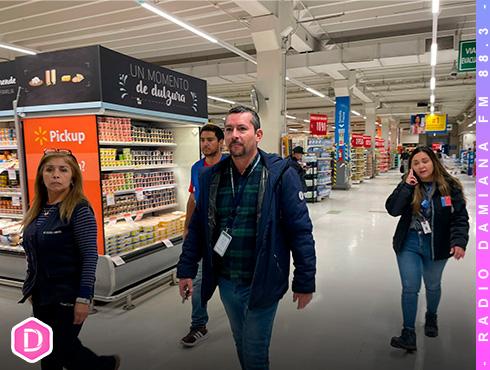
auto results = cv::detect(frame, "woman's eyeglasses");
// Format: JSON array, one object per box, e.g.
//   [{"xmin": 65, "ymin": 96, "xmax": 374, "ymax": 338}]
[{"xmin": 43, "ymin": 148, "xmax": 78, "ymax": 161}]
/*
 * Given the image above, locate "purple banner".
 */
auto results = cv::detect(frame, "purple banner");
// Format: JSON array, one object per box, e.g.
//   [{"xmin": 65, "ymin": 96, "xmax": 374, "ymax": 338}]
[{"xmin": 477, "ymin": 1, "xmax": 490, "ymax": 369}]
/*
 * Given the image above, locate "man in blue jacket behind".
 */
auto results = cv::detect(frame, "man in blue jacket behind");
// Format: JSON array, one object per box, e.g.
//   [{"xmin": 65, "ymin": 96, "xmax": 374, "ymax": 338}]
[{"xmin": 177, "ymin": 105, "xmax": 316, "ymax": 370}]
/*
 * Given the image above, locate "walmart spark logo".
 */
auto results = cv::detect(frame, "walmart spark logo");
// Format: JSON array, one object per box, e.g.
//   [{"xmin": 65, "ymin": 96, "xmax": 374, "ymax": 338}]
[{"xmin": 34, "ymin": 127, "xmax": 48, "ymax": 147}]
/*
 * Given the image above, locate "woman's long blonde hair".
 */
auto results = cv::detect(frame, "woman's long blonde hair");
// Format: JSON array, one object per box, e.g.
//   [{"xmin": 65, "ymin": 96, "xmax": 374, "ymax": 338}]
[
  {"xmin": 403, "ymin": 146, "xmax": 464, "ymax": 215},
  {"xmin": 23, "ymin": 152, "xmax": 88, "ymax": 227}
]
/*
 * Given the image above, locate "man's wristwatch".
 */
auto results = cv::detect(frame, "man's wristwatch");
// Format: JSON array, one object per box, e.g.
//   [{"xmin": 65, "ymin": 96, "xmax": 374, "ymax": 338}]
[{"xmin": 75, "ymin": 297, "xmax": 91, "ymax": 305}]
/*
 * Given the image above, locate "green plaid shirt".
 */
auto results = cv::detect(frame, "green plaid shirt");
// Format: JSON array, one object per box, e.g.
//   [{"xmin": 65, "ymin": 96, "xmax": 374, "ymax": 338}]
[{"xmin": 215, "ymin": 154, "xmax": 263, "ymax": 282}]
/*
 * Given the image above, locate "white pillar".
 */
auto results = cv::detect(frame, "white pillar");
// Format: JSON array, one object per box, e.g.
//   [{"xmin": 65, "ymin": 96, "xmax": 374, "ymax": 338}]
[
  {"xmin": 255, "ymin": 49, "xmax": 285, "ymax": 155},
  {"xmin": 251, "ymin": 14, "xmax": 285, "ymax": 155}
]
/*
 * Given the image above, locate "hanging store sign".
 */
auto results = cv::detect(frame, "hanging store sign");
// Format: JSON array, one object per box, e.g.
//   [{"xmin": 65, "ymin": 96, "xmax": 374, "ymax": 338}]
[
  {"xmin": 309, "ymin": 114, "xmax": 328, "ymax": 136},
  {"xmin": 16, "ymin": 46, "xmax": 102, "ymax": 107},
  {"xmin": 14, "ymin": 46, "xmax": 208, "ymax": 119},
  {"xmin": 351, "ymin": 134, "xmax": 364, "ymax": 148},
  {"xmin": 99, "ymin": 47, "xmax": 207, "ymax": 119},
  {"xmin": 0, "ymin": 61, "xmax": 17, "ymax": 111},
  {"xmin": 363, "ymin": 135, "xmax": 372, "ymax": 148},
  {"xmin": 410, "ymin": 114, "xmax": 426, "ymax": 135},
  {"xmin": 335, "ymin": 96, "xmax": 350, "ymax": 161},
  {"xmin": 458, "ymin": 39, "xmax": 476, "ymax": 72},
  {"xmin": 23, "ymin": 115, "xmax": 104, "ymax": 254},
  {"xmin": 375, "ymin": 138, "xmax": 385, "ymax": 148},
  {"xmin": 425, "ymin": 113, "xmax": 447, "ymax": 133}
]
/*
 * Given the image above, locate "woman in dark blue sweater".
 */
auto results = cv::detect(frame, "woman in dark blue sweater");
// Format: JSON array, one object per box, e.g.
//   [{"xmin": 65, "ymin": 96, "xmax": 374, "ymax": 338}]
[
  {"xmin": 21, "ymin": 149, "xmax": 119, "ymax": 370},
  {"xmin": 386, "ymin": 146, "xmax": 469, "ymax": 352}
]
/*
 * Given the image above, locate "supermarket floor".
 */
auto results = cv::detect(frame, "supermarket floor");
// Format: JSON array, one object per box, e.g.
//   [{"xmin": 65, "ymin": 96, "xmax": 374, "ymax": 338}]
[{"xmin": 0, "ymin": 170, "xmax": 476, "ymax": 370}]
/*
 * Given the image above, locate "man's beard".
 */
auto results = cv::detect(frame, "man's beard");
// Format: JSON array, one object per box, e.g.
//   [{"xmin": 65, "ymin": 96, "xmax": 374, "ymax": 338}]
[
  {"xmin": 229, "ymin": 142, "xmax": 246, "ymax": 157},
  {"xmin": 202, "ymin": 148, "xmax": 219, "ymax": 157}
]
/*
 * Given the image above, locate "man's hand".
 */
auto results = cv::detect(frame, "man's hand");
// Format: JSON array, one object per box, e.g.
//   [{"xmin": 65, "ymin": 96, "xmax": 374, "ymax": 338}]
[
  {"xmin": 73, "ymin": 302, "xmax": 89, "ymax": 325},
  {"xmin": 450, "ymin": 246, "xmax": 465, "ymax": 260},
  {"xmin": 179, "ymin": 279, "xmax": 193, "ymax": 302},
  {"xmin": 293, "ymin": 293, "xmax": 313, "ymax": 310}
]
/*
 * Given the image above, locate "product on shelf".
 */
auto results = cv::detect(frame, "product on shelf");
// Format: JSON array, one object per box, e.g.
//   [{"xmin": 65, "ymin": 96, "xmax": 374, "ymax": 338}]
[
  {"xmin": 100, "ymin": 147, "xmax": 173, "ymax": 168},
  {"xmin": 98, "ymin": 117, "xmax": 132, "ymax": 142},
  {"xmin": 350, "ymin": 147, "xmax": 366, "ymax": 184},
  {"xmin": 103, "ymin": 188, "xmax": 177, "ymax": 217},
  {"xmin": 104, "ymin": 211, "xmax": 185, "ymax": 256},
  {"xmin": 98, "ymin": 116, "xmax": 176, "ymax": 144},
  {"xmin": 0, "ymin": 128, "xmax": 17, "ymax": 146},
  {"xmin": 304, "ymin": 136, "xmax": 333, "ymax": 202},
  {"xmin": 102, "ymin": 170, "xmax": 175, "ymax": 194},
  {"xmin": 0, "ymin": 198, "xmax": 22, "ymax": 215}
]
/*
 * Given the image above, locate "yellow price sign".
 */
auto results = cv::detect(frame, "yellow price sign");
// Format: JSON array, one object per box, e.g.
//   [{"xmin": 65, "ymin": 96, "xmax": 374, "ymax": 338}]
[{"xmin": 425, "ymin": 114, "xmax": 447, "ymax": 132}]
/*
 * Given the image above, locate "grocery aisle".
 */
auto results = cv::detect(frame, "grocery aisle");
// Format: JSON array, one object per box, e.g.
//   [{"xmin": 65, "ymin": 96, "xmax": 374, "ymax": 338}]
[{"xmin": 0, "ymin": 170, "xmax": 475, "ymax": 370}]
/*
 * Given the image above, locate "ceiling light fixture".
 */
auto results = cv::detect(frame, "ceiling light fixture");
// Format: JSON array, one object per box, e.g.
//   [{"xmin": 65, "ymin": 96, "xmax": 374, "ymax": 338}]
[
  {"xmin": 351, "ymin": 110, "xmax": 361, "ymax": 116},
  {"xmin": 286, "ymin": 114, "xmax": 297, "ymax": 120},
  {"xmin": 208, "ymin": 95, "xmax": 236, "ymax": 105},
  {"xmin": 430, "ymin": 94, "xmax": 435, "ymax": 104},
  {"xmin": 0, "ymin": 42, "xmax": 37, "ymax": 55},
  {"xmin": 138, "ymin": 0, "xmax": 257, "ymax": 65},
  {"xmin": 432, "ymin": 0, "xmax": 440, "ymax": 14},
  {"xmin": 306, "ymin": 87, "xmax": 326, "ymax": 98},
  {"xmin": 430, "ymin": 105, "xmax": 435, "ymax": 113},
  {"xmin": 430, "ymin": 77, "xmax": 436, "ymax": 90},
  {"xmin": 303, "ymin": 119, "xmax": 310, "ymax": 123},
  {"xmin": 286, "ymin": 76, "xmax": 335, "ymax": 104},
  {"xmin": 430, "ymin": 43, "xmax": 438, "ymax": 66}
]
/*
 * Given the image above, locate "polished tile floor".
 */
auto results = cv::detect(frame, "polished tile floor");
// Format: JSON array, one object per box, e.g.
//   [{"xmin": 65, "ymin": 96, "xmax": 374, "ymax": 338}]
[{"xmin": 0, "ymin": 170, "xmax": 476, "ymax": 370}]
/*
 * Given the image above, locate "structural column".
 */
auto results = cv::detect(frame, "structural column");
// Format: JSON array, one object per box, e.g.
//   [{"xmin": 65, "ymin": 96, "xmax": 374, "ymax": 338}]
[
  {"xmin": 333, "ymin": 80, "xmax": 351, "ymax": 189},
  {"xmin": 255, "ymin": 49, "xmax": 285, "ymax": 154},
  {"xmin": 251, "ymin": 14, "xmax": 285, "ymax": 155},
  {"xmin": 364, "ymin": 103, "xmax": 376, "ymax": 178}
]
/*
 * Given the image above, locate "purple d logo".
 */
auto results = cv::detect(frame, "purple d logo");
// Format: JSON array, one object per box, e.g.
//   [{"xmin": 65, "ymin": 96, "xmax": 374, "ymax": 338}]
[{"xmin": 11, "ymin": 317, "xmax": 53, "ymax": 363}]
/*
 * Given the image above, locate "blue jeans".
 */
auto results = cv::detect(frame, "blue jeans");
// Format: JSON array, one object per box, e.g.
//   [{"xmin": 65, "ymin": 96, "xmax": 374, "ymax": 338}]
[
  {"xmin": 396, "ymin": 230, "xmax": 448, "ymax": 329},
  {"xmin": 191, "ymin": 261, "xmax": 209, "ymax": 329},
  {"xmin": 218, "ymin": 277, "xmax": 279, "ymax": 370}
]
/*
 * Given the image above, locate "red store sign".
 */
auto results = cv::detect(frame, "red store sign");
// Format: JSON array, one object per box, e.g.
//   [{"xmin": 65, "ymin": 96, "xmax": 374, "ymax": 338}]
[
  {"xmin": 351, "ymin": 134, "xmax": 364, "ymax": 148},
  {"xmin": 375, "ymin": 138, "xmax": 385, "ymax": 148},
  {"xmin": 310, "ymin": 114, "xmax": 328, "ymax": 136},
  {"xmin": 363, "ymin": 135, "xmax": 372, "ymax": 148}
]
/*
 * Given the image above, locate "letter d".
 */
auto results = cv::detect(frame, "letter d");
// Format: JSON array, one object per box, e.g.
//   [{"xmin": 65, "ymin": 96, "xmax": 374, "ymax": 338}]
[
  {"xmin": 23, "ymin": 329, "xmax": 42, "ymax": 353},
  {"xmin": 479, "ymin": 299, "xmax": 489, "ymax": 308}
]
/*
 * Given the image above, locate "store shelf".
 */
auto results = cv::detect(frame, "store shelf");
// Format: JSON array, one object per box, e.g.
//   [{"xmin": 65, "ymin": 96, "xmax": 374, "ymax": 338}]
[
  {"xmin": 112, "ymin": 234, "xmax": 183, "ymax": 259},
  {"xmin": 103, "ymin": 184, "xmax": 176, "ymax": 196},
  {"xmin": 101, "ymin": 164, "xmax": 176, "ymax": 172},
  {"xmin": 0, "ymin": 145, "xmax": 17, "ymax": 150},
  {"xmin": 0, "ymin": 245, "xmax": 23, "ymax": 252},
  {"xmin": 0, "ymin": 191, "xmax": 21, "ymax": 197},
  {"xmin": 99, "ymin": 141, "xmax": 177, "ymax": 147},
  {"xmin": 104, "ymin": 203, "xmax": 178, "ymax": 223},
  {"xmin": 0, "ymin": 213, "xmax": 23, "ymax": 219}
]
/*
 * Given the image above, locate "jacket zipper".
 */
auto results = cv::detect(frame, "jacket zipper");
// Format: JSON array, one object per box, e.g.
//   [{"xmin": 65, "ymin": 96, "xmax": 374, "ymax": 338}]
[{"xmin": 431, "ymin": 199, "xmax": 435, "ymax": 260}]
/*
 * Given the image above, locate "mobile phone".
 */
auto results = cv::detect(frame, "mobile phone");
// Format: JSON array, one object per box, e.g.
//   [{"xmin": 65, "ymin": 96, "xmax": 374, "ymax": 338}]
[{"xmin": 181, "ymin": 286, "xmax": 190, "ymax": 304}]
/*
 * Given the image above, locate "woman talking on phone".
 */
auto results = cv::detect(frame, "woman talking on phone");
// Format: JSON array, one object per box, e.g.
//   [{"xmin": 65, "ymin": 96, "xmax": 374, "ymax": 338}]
[
  {"xmin": 385, "ymin": 146, "xmax": 469, "ymax": 352},
  {"xmin": 20, "ymin": 149, "xmax": 120, "ymax": 370}
]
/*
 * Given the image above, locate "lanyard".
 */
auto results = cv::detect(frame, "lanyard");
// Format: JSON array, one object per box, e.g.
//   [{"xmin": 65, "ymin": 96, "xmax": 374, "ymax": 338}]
[
  {"xmin": 226, "ymin": 155, "xmax": 261, "ymax": 230},
  {"xmin": 421, "ymin": 183, "xmax": 433, "ymax": 218}
]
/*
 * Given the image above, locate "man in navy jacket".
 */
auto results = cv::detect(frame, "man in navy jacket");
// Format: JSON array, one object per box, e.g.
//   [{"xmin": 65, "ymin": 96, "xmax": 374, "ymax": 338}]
[{"xmin": 177, "ymin": 105, "xmax": 316, "ymax": 370}]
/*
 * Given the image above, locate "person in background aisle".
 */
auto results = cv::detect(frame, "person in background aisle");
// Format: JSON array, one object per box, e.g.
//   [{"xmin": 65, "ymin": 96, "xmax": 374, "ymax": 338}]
[
  {"xmin": 20, "ymin": 149, "xmax": 120, "ymax": 370},
  {"xmin": 385, "ymin": 145, "xmax": 469, "ymax": 352},
  {"xmin": 288, "ymin": 146, "xmax": 308, "ymax": 192},
  {"xmin": 181, "ymin": 123, "xmax": 226, "ymax": 347},
  {"xmin": 177, "ymin": 105, "xmax": 316, "ymax": 370},
  {"xmin": 400, "ymin": 149, "xmax": 410, "ymax": 174}
]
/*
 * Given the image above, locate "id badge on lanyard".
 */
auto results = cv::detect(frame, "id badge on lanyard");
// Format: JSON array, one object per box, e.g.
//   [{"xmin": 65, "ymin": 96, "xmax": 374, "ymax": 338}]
[
  {"xmin": 213, "ymin": 156, "xmax": 260, "ymax": 257},
  {"xmin": 420, "ymin": 219, "xmax": 432, "ymax": 234}
]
